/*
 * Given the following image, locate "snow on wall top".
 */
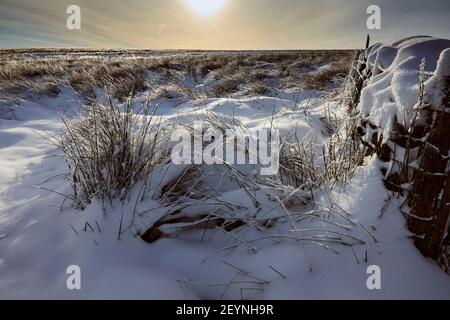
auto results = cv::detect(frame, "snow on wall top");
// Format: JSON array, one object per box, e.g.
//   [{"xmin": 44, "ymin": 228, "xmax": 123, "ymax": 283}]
[{"xmin": 356, "ymin": 36, "xmax": 450, "ymax": 143}]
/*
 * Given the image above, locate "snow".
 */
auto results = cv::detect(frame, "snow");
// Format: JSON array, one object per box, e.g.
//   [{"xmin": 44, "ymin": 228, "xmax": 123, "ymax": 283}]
[
  {"xmin": 357, "ymin": 36, "xmax": 450, "ymax": 144},
  {"xmin": 1, "ymin": 55, "xmax": 450, "ymax": 299},
  {"xmin": 426, "ymin": 48, "xmax": 450, "ymax": 108}
]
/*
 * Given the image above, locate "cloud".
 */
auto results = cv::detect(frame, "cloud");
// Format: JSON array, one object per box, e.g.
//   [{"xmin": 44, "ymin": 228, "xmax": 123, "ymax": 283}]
[{"xmin": 0, "ymin": 0, "xmax": 449, "ymax": 49}]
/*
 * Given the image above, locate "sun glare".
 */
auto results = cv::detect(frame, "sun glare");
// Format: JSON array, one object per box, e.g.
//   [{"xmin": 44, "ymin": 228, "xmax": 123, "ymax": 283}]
[{"xmin": 185, "ymin": 0, "xmax": 225, "ymax": 16}]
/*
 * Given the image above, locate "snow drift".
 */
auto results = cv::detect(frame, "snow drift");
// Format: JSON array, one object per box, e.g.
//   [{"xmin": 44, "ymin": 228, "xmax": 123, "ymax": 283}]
[
  {"xmin": 350, "ymin": 36, "xmax": 450, "ymax": 268},
  {"xmin": 355, "ymin": 36, "xmax": 450, "ymax": 143}
]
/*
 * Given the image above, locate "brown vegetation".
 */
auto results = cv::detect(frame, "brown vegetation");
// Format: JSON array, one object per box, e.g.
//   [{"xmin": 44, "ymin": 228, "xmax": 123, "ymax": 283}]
[{"xmin": 0, "ymin": 49, "xmax": 353, "ymax": 104}]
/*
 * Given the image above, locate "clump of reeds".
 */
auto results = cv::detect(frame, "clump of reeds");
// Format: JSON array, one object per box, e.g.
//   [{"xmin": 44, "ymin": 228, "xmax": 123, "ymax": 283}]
[
  {"xmin": 277, "ymin": 101, "xmax": 365, "ymax": 194},
  {"xmin": 59, "ymin": 95, "xmax": 173, "ymax": 207}
]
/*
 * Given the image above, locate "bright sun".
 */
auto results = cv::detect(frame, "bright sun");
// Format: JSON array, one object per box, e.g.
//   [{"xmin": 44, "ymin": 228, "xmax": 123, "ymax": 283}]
[{"xmin": 185, "ymin": 0, "xmax": 225, "ymax": 16}]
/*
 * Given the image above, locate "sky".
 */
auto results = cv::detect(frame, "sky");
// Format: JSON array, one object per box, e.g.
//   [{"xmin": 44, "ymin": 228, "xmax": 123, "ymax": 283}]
[{"xmin": 1, "ymin": 0, "xmax": 450, "ymax": 49}]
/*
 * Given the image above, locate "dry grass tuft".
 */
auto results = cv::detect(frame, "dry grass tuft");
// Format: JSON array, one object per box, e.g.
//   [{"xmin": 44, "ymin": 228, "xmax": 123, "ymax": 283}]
[{"xmin": 58, "ymin": 96, "xmax": 173, "ymax": 207}]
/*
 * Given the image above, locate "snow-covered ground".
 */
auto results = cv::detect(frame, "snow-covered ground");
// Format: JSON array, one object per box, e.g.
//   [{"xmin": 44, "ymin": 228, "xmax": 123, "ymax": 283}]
[
  {"xmin": 1, "ymin": 47, "xmax": 450, "ymax": 299},
  {"xmin": 358, "ymin": 36, "xmax": 450, "ymax": 143}
]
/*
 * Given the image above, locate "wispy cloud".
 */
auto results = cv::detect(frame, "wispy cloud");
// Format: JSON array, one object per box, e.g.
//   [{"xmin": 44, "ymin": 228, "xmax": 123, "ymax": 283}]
[{"xmin": 1, "ymin": 0, "xmax": 449, "ymax": 49}]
